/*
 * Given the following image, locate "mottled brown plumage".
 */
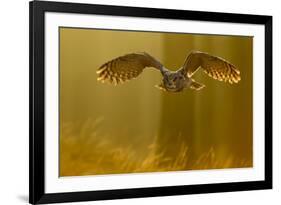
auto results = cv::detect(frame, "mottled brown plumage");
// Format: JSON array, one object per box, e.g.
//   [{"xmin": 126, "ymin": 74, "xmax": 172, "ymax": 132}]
[
  {"xmin": 97, "ymin": 51, "xmax": 241, "ymax": 92},
  {"xmin": 182, "ymin": 51, "xmax": 240, "ymax": 84},
  {"xmin": 97, "ymin": 52, "xmax": 162, "ymax": 85}
]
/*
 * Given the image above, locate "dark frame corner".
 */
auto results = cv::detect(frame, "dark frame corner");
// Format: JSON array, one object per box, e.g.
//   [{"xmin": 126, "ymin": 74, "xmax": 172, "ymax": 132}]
[{"xmin": 29, "ymin": 1, "xmax": 272, "ymax": 204}]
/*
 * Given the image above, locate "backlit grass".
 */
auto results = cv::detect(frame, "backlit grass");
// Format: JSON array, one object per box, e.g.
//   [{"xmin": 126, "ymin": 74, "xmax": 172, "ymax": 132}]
[{"xmin": 60, "ymin": 119, "xmax": 252, "ymax": 176}]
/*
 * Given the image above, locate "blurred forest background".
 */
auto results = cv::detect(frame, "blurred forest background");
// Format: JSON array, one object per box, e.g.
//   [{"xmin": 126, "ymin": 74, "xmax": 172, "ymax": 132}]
[{"xmin": 59, "ymin": 27, "xmax": 253, "ymax": 176}]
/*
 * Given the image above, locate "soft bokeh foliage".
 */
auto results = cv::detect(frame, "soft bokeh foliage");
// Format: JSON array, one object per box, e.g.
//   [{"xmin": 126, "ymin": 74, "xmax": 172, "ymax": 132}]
[{"xmin": 60, "ymin": 119, "xmax": 251, "ymax": 176}]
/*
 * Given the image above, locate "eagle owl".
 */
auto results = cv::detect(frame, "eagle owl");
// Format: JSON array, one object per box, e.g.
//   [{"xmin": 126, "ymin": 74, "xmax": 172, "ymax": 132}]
[{"xmin": 97, "ymin": 51, "xmax": 241, "ymax": 92}]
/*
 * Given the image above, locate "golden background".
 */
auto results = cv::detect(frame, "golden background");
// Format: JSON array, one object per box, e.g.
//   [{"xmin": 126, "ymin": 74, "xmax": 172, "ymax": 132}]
[{"xmin": 59, "ymin": 27, "xmax": 253, "ymax": 176}]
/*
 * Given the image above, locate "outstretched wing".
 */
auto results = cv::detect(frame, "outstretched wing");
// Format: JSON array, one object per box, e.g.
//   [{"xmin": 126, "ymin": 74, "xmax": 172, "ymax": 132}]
[
  {"xmin": 181, "ymin": 51, "xmax": 241, "ymax": 84},
  {"xmin": 97, "ymin": 52, "xmax": 163, "ymax": 85}
]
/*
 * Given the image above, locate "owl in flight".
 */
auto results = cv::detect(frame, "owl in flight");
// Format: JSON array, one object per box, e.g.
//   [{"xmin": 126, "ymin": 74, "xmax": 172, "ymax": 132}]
[{"xmin": 97, "ymin": 51, "xmax": 241, "ymax": 92}]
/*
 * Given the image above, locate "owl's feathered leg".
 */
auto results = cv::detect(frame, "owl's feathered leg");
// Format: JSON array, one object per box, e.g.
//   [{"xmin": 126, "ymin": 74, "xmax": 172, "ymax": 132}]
[
  {"xmin": 155, "ymin": 83, "xmax": 167, "ymax": 91},
  {"xmin": 189, "ymin": 79, "xmax": 205, "ymax": 90}
]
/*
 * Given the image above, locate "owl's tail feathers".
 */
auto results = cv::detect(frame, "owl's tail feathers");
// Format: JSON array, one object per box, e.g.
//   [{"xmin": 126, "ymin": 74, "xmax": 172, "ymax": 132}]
[
  {"xmin": 155, "ymin": 84, "xmax": 167, "ymax": 91},
  {"xmin": 189, "ymin": 79, "xmax": 205, "ymax": 91}
]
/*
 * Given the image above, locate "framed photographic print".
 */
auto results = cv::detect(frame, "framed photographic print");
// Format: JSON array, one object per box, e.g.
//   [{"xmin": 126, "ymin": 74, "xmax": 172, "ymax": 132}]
[{"xmin": 29, "ymin": 0, "xmax": 272, "ymax": 204}]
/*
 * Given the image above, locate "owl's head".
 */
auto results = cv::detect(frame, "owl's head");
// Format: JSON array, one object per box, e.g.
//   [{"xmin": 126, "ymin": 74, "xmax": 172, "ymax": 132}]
[
  {"xmin": 163, "ymin": 73, "xmax": 184, "ymax": 91},
  {"xmin": 163, "ymin": 74, "xmax": 174, "ymax": 89}
]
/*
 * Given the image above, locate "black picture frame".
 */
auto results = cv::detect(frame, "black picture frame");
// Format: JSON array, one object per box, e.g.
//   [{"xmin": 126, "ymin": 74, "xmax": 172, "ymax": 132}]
[{"xmin": 29, "ymin": 0, "xmax": 272, "ymax": 204}]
